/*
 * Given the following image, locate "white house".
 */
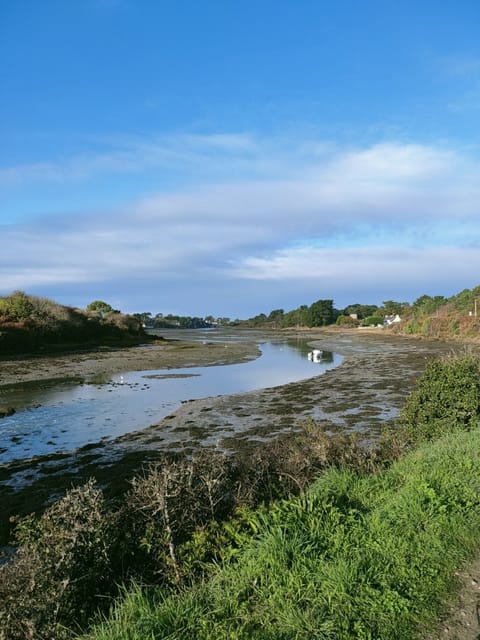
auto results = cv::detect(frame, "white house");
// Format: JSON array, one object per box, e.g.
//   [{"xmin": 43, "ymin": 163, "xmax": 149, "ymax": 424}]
[{"xmin": 384, "ymin": 314, "xmax": 402, "ymax": 326}]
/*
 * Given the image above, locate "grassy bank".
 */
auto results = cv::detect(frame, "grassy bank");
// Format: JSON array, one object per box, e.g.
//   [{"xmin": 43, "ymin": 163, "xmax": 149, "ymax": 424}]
[{"xmin": 83, "ymin": 425, "xmax": 480, "ymax": 639}]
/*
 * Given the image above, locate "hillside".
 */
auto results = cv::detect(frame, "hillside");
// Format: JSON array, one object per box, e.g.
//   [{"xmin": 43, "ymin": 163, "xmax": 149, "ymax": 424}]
[
  {"xmin": 390, "ymin": 286, "xmax": 480, "ymax": 341},
  {"xmin": 0, "ymin": 291, "xmax": 146, "ymax": 355}
]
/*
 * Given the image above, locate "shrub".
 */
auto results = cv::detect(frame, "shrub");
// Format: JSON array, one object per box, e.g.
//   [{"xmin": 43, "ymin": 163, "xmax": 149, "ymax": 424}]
[
  {"xmin": 336, "ymin": 315, "xmax": 360, "ymax": 328},
  {"xmin": 0, "ymin": 291, "xmax": 35, "ymax": 322},
  {"xmin": 379, "ymin": 354, "xmax": 480, "ymax": 459},
  {"xmin": 83, "ymin": 427, "xmax": 480, "ymax": 640},
  {"xmin": 121, "ymin": 451, "xmax": 234, "ymax": 585},
  {"xmin": 363, "ymin": 315, "xmax": 384, "ymax": 326},
  {"xmin": 0, "ymin": 481, "xmax": 118, "ymax": 640},
  {"xmin": 0, "ymin": 292, "xmax": 146, "ymax": 354},
  {"xmin": 400, "ymin": 354, "xmax": 480, "ymax": 437}
]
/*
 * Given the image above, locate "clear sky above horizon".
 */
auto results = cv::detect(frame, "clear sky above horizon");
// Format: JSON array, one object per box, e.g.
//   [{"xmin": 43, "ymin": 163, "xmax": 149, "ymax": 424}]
[{"xmin": 1, "ymin": 1, "xmax": 480, "ymax": 318}]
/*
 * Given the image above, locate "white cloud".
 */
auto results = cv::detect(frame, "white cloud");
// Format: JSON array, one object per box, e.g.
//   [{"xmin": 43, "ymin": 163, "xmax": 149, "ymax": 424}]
[
  {"xmin": 230, "ymin": 245, "xmax": 480, "ymax": 286},
  {"xmin": 1, "ymin": 136, "xmax": 480, "ymax": 312}
]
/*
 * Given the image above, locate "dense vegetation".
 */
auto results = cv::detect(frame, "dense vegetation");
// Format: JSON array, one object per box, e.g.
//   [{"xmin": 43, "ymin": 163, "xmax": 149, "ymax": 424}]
[
  {"xmin": 0, "ymin": 291, "xmax": 146, "ymax": 355},
  {"xmin": 399, "ymin": 286, "xmax": 480, "ymax": 339},
  {"xmin": 2, "ymin": 354, "xmax": 480, "ymax": 639},
  {"xmin": 236, "ymin": 284, "xmax": 480, "ymax": 335},
  {"xmin": 87, "ymin": 428, "xmax": 480, "ymax": 640},
  {"xmin": 62, "ymin": 283, "xmax": 480, "ymax": 335}
]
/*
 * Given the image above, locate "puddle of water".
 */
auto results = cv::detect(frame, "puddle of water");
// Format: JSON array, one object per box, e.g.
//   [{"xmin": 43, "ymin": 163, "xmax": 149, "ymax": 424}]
[{"xmin": 0, "ymin": 340, "xmax": 342, "ymax": 464}]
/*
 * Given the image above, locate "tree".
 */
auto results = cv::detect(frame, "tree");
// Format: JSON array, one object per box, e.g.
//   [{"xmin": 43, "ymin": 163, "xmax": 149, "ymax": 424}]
[
  {"xmin": 281, "ymin": 305, "xmax": 310, "ymax": 327},
  {"xmin": 412, "ymin": 295, "xmax": 446, "ymax": 316},
  {"xmin": 268, "ymin": 309, "xmax": 284, "ymax": 326},
  {"xmin": 342, "ymin": 303, "xmax": 379, "ymax": 320},
  {"xmin": 133, "ymin": 312, "xmax": 153, "ymax": 327},
  {"xmin": 86, "ymin": 300, "xmax": 114, "ymax": 317},
  {"xmin": 381, "ymin": 300, "xmax": 406, "ymax": 316},
  {"xmin": 336, "ymin": 315, "xmax": 360, "ymax": 328},
  {"xmin": 449, "ymin": 288, "xmax": 476, "ymax": 312},
  {"xmin": 305, "ymin": 299, "xmax": 336, "ymax": 327}
]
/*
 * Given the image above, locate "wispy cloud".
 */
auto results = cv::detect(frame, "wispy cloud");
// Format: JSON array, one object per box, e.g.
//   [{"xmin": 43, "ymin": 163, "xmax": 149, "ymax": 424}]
[
  {"xmin": 230, "ymin": 245, "xmax": 480, "ymax": 286},
  {"xmin": 0, "ymin": 132, "xmax": 264, "ymax": 187}
]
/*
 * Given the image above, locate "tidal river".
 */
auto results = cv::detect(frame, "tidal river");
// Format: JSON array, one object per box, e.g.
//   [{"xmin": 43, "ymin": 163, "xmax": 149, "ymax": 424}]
[{"xmin": 0, "ymin": 338, "xmax": 342, "ymax": 464}]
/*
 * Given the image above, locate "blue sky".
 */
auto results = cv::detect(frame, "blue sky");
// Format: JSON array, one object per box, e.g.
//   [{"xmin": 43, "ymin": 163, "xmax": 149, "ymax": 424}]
[{"xmin": 1, "ymin": 1, "xmax": 480, "ymax": 318}]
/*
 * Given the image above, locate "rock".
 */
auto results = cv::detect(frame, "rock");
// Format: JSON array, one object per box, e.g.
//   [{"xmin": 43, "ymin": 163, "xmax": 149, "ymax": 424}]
[{"xmin": 0, "ymin": 407, "xmax": 15, "ymax": 419}]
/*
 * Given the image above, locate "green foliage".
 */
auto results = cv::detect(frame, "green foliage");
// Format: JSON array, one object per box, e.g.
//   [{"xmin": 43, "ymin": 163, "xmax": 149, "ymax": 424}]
[
  {"xmin": 381, "ymin": 300, "xmax": 408, "ymax": 316},
  {"xmin": 362, "ymin": 315, "xmax": 384, "ymax": 326},
  {"xmin": 336, "ymin": 314, "xmax": 360, "ymax": 327},
  {"xmin": 342, "ymin": 303, "xmax": 379, "ymax": 319},
  {"xmin": 0, "ymin": 481, "xmax": 118, "ymax": 640},
  {"xmin": 412, "ymin": 294, "xmax": 446, "ymax": 315},
  {"xmin": 0, "ymin": 292, "xmax": 144, "ymax": 354},
  {"xmin": 84, "ymin": 426, "xmax": 480, "ymax": 640},
  {"xmin": 398, "ymin": 354, "xmax": 480, "ymax": 443},
  {"xmin": 0, "ymin": 290, "xmax": 35, "ymax": 322},
  {"xmin": 280, "ymin": 304, "xmax": 310, "ymax": 327},
  {"xmin": 240, "ymin": 299, "xmax": 340, "ymax": 328},
  {"xmin": 305, "ymin": 299, "xmax": 337, "ymax": 327},
  {"xmin": 152, "ymin": 314, "xmax": 214, "ymax": 329},
  {"xmin": 394, "ymin": 284, "xmax": 480, "ymax": 339},
  {"xmin": 449, "ymin": 287, "xmax": 475, "ymax": 312},
  {"xmin": 0, "ymin": 425, "xmax": 374, "ymax": 639},
  {"xmin": 86, "ymin": 300, "xmax": 114, "ymax": 316},
  {"xmin": 267, "ymin": 308, "xmax": 284, "ymax": 326}
]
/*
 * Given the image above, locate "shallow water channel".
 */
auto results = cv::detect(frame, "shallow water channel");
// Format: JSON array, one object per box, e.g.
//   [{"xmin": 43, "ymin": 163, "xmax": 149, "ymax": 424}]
[{"xmin": 0, "ymin": 339, "xmax": 342, "ymax": 464}]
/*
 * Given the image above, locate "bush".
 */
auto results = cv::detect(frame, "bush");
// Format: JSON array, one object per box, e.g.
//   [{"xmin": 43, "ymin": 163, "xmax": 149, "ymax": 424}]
[
  {"xmin": 0, "ymin": 481, "xmax": 118, "ymax": 640},
  {"xmin": 0, "ymin": 292, "xmax": 145, "ymax": 354},
  {"xmin": 0, "ymin": 426, "xmax": 376, "ymax": 638},
  {"xmin": 0, "ymin": 291, "xmax": 35, "ymax": 322},
  {"xmin": 363, "ymin": 315, "xmax": 384, "ymax": 326},
  {"xmin": 399, "ymin": 354, "xmax": 480, "ymax": 438},
  {"xmin": 336, "ymin": 315, "xmax": 360, "ymax": 328},
  {"xmin": 84, "ymin": 426, "xmax": 480, "ymax": 640},
  {"xmin": 378, "ymin": 354, "xmax": 480, "ymax": 460}
]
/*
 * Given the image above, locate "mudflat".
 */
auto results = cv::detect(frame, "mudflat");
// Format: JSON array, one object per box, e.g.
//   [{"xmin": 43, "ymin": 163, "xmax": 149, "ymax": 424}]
[
  {"xmin": 0, "ymin": 338, "xmax": 261, "ymax": 388},
  {"xmin": 0, "ymin": 328, "xmax": 464, "ymax": 511}
]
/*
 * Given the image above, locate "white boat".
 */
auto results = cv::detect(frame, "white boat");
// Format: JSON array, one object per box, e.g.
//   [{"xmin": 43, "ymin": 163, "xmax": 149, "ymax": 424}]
[{"xmin": 307, "ymin": 349, "xmax": 323, "ymax": 362}]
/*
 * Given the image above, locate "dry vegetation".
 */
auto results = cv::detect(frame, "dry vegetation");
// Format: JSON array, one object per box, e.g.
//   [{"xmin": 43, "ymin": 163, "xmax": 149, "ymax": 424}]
[{"xmin": 0, "ymin": 291, "xmax": 145, "ymax": 355}]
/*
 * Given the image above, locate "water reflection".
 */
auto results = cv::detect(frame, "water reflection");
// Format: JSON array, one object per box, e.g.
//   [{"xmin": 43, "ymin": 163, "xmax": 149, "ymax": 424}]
[{"xmin": 0, "ymin": 340, "xmax": 341, "ymax": 464}]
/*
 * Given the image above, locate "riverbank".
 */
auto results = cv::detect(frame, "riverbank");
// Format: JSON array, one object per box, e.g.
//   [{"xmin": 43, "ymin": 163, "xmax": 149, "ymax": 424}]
[
  {"xmin": 81, "ymin": 423, "xmax": 480, "ymax": 640},
  {"xmin": 0, "ymin": 337, "xmax": 261, "ymax": 389},
  {"xmin": 122, "ymin": 328, "xmax": 462, "ymax": 452},
  {"xmin": 2, "ymin": 328, "xmax": 480, "ymax": 638},
  {"xmin": 0, "ymin": 329, "xmax": 463, "ymax": 542}
]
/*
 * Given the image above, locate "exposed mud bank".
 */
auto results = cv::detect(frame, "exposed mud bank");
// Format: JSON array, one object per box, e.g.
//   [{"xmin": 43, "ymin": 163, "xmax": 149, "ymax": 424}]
[
  {"xmin": 1, "ymin": 329, "xmax": 468, "ymax": 540},
  {"xmin": 0, "ymin": 338, "xmax": 261, "ymax": 389}
]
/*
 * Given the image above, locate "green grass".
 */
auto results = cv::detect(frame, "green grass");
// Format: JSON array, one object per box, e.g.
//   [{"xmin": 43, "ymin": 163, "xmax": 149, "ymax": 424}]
[{"xmin": 83, "ymin": 424, "xmax": 480, "ymax": 640}]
